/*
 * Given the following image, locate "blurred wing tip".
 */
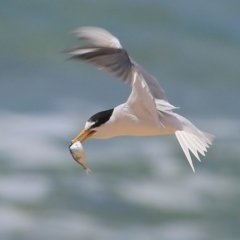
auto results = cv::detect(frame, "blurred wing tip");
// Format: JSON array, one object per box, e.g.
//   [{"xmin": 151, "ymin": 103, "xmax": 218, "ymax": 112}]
[
  {"xmin": 70, "ymin": 26, "xmax": 122, "ymax": 49},
  {"xmin": 71, "ymin": 27, "xmax": 92, "ymax": 37}
]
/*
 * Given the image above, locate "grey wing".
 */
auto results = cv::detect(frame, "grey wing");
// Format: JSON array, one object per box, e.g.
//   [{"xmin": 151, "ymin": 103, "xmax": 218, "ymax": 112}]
[
  {"xmin": 132, "ymin": 60, "xmax": 167, "ymax": 101},
  {"xmin": 66, "ymin": 26, "xmax": 167, "ymax": 101},
  {"xmin": 67, "ymin": 47, "xmax": 133, "ymax": 85},
  {"xmin": 66, "ymin": 46, "xmax": 163, "ymax": 129}
]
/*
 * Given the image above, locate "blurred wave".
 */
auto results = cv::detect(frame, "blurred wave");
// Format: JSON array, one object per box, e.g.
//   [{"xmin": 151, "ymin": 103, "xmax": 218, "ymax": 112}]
[{"xmin": 1, "ymin": 1, "xmax": 240, "ymax": 240}]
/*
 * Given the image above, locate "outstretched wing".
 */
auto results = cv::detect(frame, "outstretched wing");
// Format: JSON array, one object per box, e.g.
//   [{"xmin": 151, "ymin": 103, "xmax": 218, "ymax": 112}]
[
  {"xmin": 65, "ymin": 26, "xmax": 167, "ymax": 101},
  {"xmin": 67, "ymin": 47, "xmax": 133, "ymax": 85}
]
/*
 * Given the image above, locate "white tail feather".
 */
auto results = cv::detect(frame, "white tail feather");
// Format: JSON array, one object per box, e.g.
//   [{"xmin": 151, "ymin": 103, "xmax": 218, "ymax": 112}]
[{"xmin": 175, "ymin": 130, "xmax": 214, "ymax": 172}]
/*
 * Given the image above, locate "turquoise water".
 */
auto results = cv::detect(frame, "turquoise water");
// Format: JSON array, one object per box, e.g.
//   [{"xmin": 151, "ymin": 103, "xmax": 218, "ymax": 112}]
[{"xmin": 1, "ymin": 1, "xmax": 240, "ymax": 240}]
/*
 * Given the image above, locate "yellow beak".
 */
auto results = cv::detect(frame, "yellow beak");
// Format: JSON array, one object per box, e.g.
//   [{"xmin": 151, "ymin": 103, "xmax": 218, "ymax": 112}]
[{"xmin": 71, "ymin": 129, "xmax": 95, "ymax": 144}]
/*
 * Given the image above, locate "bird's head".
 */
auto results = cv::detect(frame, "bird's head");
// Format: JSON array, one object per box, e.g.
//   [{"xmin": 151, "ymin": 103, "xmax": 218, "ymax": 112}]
[{"xmin": 71, "ymin": 108, "xmax": 114, "ymax": 143}]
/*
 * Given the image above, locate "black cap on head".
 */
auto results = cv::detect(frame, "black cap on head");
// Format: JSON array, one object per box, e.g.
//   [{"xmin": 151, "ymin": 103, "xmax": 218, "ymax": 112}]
[{"xmin": 88, "ymin": 109, "xmax": 114, "ymax": 128}]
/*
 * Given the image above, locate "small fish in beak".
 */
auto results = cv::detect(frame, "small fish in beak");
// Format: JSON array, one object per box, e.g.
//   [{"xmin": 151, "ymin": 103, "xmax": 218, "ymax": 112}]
[{"xmin": 69, "ymin": 141, "xmax": 91, "ymax": 174}]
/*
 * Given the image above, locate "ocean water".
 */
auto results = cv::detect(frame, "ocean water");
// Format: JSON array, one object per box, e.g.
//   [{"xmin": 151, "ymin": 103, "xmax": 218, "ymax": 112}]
[{"xmin": 1, "ymin": 1, "xmax": 240, "ymax": 240}]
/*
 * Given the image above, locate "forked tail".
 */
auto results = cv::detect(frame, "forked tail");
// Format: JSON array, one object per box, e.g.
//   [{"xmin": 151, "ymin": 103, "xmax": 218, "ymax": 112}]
[{"xmin": 174, "ymin": 115, "xmax": 215, "ymax": 172}]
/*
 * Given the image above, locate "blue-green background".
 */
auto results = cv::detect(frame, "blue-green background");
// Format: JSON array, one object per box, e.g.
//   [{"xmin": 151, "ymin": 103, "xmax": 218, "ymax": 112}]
[{"xmin": 1, "ymin": 1, "xmax": 240, "ymax": 240}]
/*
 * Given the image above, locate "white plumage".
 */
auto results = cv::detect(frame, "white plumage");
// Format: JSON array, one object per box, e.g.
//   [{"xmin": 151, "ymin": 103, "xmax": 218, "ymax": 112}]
[{"xmin": 66, "ymin": 26, "xmax": 214, "ymax": 172}]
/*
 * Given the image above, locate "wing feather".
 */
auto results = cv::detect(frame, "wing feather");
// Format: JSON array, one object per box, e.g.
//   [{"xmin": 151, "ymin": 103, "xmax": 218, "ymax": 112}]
[
  {"xmin": 72, "ymin": 27, "xmax": 122, "ymax": 48},
  {"xmin": 65, "ymin": 27, "xmax": 167, "ymax": 101}
]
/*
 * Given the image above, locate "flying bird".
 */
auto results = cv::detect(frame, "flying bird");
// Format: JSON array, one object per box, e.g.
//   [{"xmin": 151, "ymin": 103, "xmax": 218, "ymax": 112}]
[{"xmin": 65, "ymin": 27, "xmax": 214, "ymax": 172}]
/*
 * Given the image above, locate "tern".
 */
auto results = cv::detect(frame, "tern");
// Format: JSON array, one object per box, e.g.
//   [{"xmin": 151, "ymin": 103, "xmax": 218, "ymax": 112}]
[{"xmin": 65, "ymin": 27, "xmax": 214, "ymax": 172}]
